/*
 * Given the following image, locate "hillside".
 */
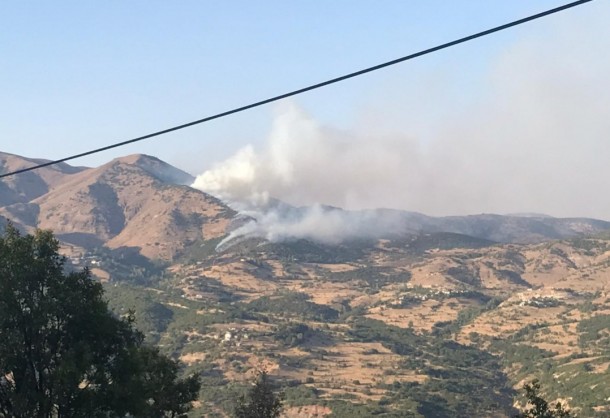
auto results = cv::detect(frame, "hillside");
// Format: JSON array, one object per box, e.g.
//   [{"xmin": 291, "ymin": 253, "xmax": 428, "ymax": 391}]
[
  {"xmin": 2, "ymin": 152, "xmax": 610, "ymax": 417},
  {"xmin": 1, "ymin": 153, "xmax": 236, "ymax": 259},
  {"xmin": 100, "ymin": 232, "xmax": 610, "ymax": 417},
  {"xmin": 0, "ymin": 151, "xmax": 86, "ymax": 206},
  {"xmin": 0, "ymin": 152, "xmax": 87, "ymax": 229},
  {"xmin": 256, "ymin": 204, "xmax": 610, "ymax": 245},
  {"xmin": 34, "ymin": 154, "xmax": 235, "ymax": 259}
]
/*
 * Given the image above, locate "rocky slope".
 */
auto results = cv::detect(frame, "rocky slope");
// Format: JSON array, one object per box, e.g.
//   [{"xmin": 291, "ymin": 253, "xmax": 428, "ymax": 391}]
[{"xmin": 1, "ymin": 153, "xmax": 236, "ymax": 259}]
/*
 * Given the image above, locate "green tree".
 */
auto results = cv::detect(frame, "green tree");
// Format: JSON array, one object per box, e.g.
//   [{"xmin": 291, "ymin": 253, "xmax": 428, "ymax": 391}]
[
  {"xmin": 515, "ymin": 380, "xmax": 572, "ymax": 418},
  {"xmin": 234, "ymin": 371, "xmax": 284, "ymax": 418},
  {"xmin": 0, "ymin": 224, "xmax": 200, "ymax": 417}
]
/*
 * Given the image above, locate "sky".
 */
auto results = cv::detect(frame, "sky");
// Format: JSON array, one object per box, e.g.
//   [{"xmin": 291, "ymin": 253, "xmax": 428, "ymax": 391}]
[{"xmin": 2, "ymin": 1, "xmax": 609, "ymax": 218}]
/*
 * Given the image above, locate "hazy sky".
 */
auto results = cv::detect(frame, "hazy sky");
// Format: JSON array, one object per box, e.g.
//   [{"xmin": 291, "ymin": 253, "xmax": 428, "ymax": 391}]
[{"xmin": 2, "ymin": 1, "xmax": 609, "ymax": 218}]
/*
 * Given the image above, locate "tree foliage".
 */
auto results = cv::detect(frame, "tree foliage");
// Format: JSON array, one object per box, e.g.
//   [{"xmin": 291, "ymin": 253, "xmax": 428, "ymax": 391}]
[
  {"xmin": 0, "ymin": 224, "xmax": 200, "ymax": 417},
  {"xmin": 515, "ymin": 380, "xmax": 572, "ymax": 418},
  {"xmin": 234, "ymin": 371, "xmax": 283, "ymax": 418}
]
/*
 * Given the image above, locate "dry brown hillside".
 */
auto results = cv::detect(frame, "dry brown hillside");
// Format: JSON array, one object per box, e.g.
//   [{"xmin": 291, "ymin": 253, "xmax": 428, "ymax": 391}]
[
  {"xmin": 0, "ymin": 152, "xmax": 86, "ymax": 228},
  {"xmin": 0, "ymin": 151, "xmax": 86, "ymax": 205},
  {"xmin": 155, "ymin": 234, "xmax": 610, "ymax": 416},
  {"xmin": 1, "ymin": 153, "xmax": 236, "ymax": 259}
]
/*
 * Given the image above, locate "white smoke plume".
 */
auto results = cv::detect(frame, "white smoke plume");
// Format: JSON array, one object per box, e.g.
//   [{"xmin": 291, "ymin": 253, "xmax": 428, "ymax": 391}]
[
  {"xmin": 215, "ymin": 205, "xmax": 409, "ymax": 249},
  {"xmin": 192, "ymin": 5, "xmax": 610, "ymax": 245},
  {"xmin": 192, "ymin": 102, "xmax": 417, "ymax": 210},
  {"xmin": 191, "ymin": 103, "xmax": 423, "ymax": 246}
]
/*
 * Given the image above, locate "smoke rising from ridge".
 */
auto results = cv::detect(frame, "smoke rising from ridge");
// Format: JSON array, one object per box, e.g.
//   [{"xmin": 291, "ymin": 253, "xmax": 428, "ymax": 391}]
[
  {"xmin": 192, "ymin": 7, "xmax": 610, "ymax": 244},
  {"xmin": 214, "ymin": 205, "xmax": 410, "ymax": 249},
  {"xmin": 191, "ymin": 103, "xmax": 424, "ymax": 246}
]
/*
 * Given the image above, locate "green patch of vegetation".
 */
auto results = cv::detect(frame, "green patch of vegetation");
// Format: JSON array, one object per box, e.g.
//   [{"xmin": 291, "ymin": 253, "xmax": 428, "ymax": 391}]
[
  {"xmin": 104, "ymin": 284, "xmax": 173, "ymax": 343},
  {"xmin": 104, "ymin": 282, "xmax": 257, "ymax": 356},
  {"xmin": 433, "ymin": 297, "xmax": 502, "ymax": 336},
  {"xmin": 283, "ymin": 385, "xmax": 319, "ymax": 405},
  {"xmin": 246, "ymin": 292, "xmax": 339, "ymax": 322},
  {"xmin": 489, "ymin": 334, "xmax": 610, "ymax": 416},
  {"xmin": 263, "ymin": 239, "xmax": 369, "ymax": 264},
  {"xmin": 446, "ymin": 265, "xmax": 481, "ymax": 286},
  {"xmin": 568, "ymin": 238, "xmax": 610, "ymax": 255},
  {"xmin": 177, "ymin": 236, "xmax": 225, "ymax": 264},
  {"xmin": 182, "ymin": 274, "xmax": 241, "ymax": 303},
  {"xmin": 496, "ymin": 269, "xmax": 531, "ymax": 287},
  {"xmin": 274, "ymin": 323, "xmax": 330, "ymax": 348},
  {"xmin": 91, "ymin": 245, "xmax": 168, "ymax": 285},
  {"xmin": 578, "ymin": 314, "xmax": 610, "ymax": 351},
  {"xmin": 328, "ymin": 266, "xmax": 411, "ymax": 287},
  {"xmin": 404, "ymin": 232, "xmax": 495, "ymax": 253}
]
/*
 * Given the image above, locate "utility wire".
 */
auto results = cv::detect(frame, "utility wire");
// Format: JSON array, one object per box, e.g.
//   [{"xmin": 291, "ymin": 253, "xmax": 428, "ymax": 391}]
[{"xmin": 0, "ymin": 0, "xmax": 593, "ymax": 179}]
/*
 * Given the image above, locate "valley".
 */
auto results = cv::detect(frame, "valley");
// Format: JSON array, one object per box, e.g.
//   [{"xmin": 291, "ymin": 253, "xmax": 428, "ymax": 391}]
[{"xmin": 2, "ymin": 151, "xmax": 610, "ymax": 417}]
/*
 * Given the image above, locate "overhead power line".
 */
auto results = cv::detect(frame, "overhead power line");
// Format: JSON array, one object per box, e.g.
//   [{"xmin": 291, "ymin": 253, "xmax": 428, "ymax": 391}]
[{"xmin": 0, "ymin": 0, "xmax": 593, "ymax": 180}]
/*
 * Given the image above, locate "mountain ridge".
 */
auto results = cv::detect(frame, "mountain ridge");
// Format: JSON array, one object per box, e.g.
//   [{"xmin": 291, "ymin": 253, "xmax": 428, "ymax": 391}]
[
  {"xmin": 1, "ymin": 152, "xmax": 234, "ymax": 259},
  {"xmin": 2, "ymin": 151, "xmax": 610, "ymax": 261}
]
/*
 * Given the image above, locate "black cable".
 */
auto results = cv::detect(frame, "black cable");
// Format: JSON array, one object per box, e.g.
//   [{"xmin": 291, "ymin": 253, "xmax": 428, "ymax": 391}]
[{"xmin": 0, "ymin": 0, "xmax": 593, "ymax": 179}]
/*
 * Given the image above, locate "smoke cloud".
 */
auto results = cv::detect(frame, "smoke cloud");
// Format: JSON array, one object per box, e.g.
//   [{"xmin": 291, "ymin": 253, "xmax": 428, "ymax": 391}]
[
  {"xmin": 192, "ymin": 102, "xmax": 418, "ymax": 210},
  {"xmin": 215, "ymin": 205, "xmax": 410, "ymax": 249},
  {"xmin": 192, "ymin": 103, "xmax": 425, "ymax": 245},
  {"xmin": 192, "ymin": 6, "xmax": 610, "ymax": 244}
]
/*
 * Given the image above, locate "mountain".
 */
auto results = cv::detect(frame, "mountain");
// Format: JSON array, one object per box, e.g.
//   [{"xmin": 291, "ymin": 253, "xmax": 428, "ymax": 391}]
[
  {"xmin": 248, "ymin": 204, "xmax": 610, "ymax": 244},
  {"xmin": 3, "ymin": 151, "xmax": 610, "ymax": 416},
  {"xmin": 0, "ymin": 151, "xmax": 86, "ymax": 207},
  {"xmin": 0, "ymin": 152, "xmax": 87, "ymax": 229},
  {"xmin": 425, "ymin": 212, "xmax": 610, "ymax": 243},
  {"xmin": 385, "ymin": 209, "xmax": 610, "ymax": 243},
  {"xmin": 1, "ymin": 153, "xmax": 235, "ymax": 259}
]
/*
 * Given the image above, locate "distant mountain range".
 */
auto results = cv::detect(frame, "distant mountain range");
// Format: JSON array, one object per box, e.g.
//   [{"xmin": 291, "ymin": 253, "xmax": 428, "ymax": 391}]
[
  {"xmin": 259, "ymin": 202, "xmax": 610, "ymax": 245},
  {"xmin": 2, "ymin": 150, "xmax": 610, "ymax": 260}
]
